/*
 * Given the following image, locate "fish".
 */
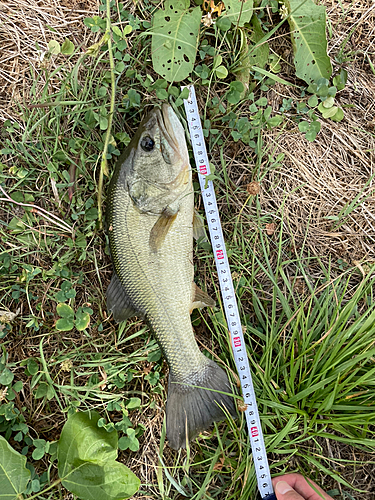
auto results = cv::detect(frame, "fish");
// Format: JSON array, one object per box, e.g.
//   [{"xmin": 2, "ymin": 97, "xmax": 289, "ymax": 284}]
[{"xmin": 106, "ymin": 103, "xmax": 236, "ymax": 449}]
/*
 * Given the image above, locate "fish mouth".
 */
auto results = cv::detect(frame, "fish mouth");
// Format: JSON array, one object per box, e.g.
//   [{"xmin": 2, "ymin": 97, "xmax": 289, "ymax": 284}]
[{"xmin": 155, "ymin": 104, "xmax": 189, "ymax": 167}]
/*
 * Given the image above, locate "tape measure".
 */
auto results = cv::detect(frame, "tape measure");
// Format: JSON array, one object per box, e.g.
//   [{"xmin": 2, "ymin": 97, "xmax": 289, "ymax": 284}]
[{"xmin": 183, "ymin": 85, "xmax": 276, "ymax": 500}]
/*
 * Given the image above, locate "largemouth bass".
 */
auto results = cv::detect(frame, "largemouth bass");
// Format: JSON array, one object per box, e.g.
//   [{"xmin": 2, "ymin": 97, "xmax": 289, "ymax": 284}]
[{"xmin": 106, "ymin": 104, "xmax": 236, "ymax": 449}]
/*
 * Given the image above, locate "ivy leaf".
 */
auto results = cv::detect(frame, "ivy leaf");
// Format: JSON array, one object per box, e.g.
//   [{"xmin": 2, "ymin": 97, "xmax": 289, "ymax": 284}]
[
  {"xmin": 0, "ymin": 435, "xmax": 30, "ymax": 500},
  {"xmin": 151, "ymin": 0, "xmax": 201, "ymax": 82},
  {"xmin": 58, "ymin": 411, "xmax": 140, "ymax": 500},
  {"xmin": 285, "ymin": 0, "xmax": 332, "ymax": 84}
]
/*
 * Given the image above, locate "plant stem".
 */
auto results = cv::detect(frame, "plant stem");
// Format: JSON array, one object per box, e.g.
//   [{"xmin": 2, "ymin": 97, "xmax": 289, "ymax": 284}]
[{"xmin": 98, "ymin": 0, "xmax": 116, "ymax": 228}]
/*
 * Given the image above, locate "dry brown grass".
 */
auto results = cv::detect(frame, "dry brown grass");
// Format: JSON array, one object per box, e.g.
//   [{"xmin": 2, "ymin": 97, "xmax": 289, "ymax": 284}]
[{"xmin": 0, "ymin": 0, "xmax": 99, "ymax": 122}]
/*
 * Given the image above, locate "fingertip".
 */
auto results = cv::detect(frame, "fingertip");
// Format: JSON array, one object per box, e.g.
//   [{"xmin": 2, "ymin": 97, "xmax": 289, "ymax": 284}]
[{"xmin": 276, "ymin": 481, "xmax": 294, "ymax": 495}]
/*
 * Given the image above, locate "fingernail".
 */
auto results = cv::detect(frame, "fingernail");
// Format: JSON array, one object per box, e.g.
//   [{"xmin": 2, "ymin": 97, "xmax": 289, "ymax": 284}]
[{"xmin": 276, "ymin": 481, "xmax": 293, "ymax": 495}]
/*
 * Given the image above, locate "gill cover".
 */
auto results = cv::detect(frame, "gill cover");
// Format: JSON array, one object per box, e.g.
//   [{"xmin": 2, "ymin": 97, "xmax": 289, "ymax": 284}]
[{"xmin": 127, "ymin": 104, "xmax": 191, "ymax": 215}]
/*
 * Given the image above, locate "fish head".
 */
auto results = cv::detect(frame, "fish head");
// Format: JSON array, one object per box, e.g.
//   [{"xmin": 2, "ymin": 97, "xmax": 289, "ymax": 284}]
[{"xmin": 126, "ymin": 104, "xmax": 191, "ymax": 214}]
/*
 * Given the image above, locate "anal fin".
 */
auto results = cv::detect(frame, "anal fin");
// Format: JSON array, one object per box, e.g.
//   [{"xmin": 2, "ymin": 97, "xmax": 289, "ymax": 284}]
[
  {"xmin": 107, "ymin": 273, "xmax": 137, "ymax": 323},
  {"xmin": 190, "ymin": 283, "xmax": 216, "ymax": 313}
]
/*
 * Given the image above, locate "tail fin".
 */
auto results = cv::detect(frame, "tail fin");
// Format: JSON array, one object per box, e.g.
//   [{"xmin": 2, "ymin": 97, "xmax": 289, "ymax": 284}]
[{"xmin": 166, "ymin": 359, "xmax": 237, "ymax": 449}]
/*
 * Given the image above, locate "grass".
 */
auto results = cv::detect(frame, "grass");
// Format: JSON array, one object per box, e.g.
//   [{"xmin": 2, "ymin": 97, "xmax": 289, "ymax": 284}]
[{"xmin": 1, "ymin": 0, "xmax": 375, "ymax": 499}]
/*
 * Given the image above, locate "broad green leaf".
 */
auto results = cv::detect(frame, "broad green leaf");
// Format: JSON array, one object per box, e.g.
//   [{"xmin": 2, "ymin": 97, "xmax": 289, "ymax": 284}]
[
  {"xmin": 322, "ymin": 96, "xmax": 334, "ymax": 108},
  {"xmin": 58, "ymin": 412, "xmax": 140, "ymax": 500},
  {"xmin": 75, "ymin": 310, "xmax": 90, "ymax": 331},
  {"xmin": 0, "ymin": 435, "xmax": 30, "ymax": 500},
  {"xmin": 220, "ymin": 0, "xmax": 253, "ymax": 27},
  {"xmin": 0, "ymin": 367, "xmax": 14, "ymax": 385},
  {"xmin": 298, "ymin": 121, "xmax": 310, "ymax": 133},
  {"xmin": 56, "ymin": 303, "xmax": 74, "ymax": 319},
  {"xmin": 34, "ymin": 382, "xmax": 49, "ymax": 399},
  {"xmin": 56, "ymin": 318, "xmax": 74, "ymax": 331},
  {"xmin": 285, "ymin": 0, "xmax": 332, "ymax": 84},
  {"xmin": 330, "ymin": 107, "xmax": 344, "ymax": 122},
  {"xmin": 215, "ymin": 65, "xmax": 228, "ymax": 79},
  {"xmin": 48, "ymin": 40, "xmax": 61, "ymax": 55},
  {"xmin": 151, "ymin": 0, "xmax": 201, "ymax": 82},
  {"xmin": 27, "ymin": 358, "xmax": 39, "ymax": 375},
  {"xmin": 308, "ymin": 94, "xmax": 318, "ymax": 107},
  {"xmin": 61, "ymin": 39, "xmax": 74, "ymax": 55},
  {"xmin": 320, "ymin": 106, "xmax": 339, "ymax": 119},
  {"xmin": 305, "ymin": 130, "xmax": 317, "ymax": 141}
]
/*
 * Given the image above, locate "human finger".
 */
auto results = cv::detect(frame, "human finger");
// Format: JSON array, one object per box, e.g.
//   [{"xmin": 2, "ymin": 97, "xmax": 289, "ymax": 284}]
[{"xmin": 272, "ymin": 473, "xmax": 334, "ymax": 500}]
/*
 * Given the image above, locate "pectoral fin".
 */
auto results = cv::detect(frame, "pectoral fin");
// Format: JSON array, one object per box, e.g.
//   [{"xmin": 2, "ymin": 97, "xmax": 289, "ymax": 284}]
[
  {"xmin": 107, "ymin": 273, "xmax": 138, "ymax": 322},
  {"xmin": 190, "ymin": 283, "xmax": 216, "ymax": 313},
  {"xmin": 149, "ymin": 208, "xmax": 178, "ymax": 252}
]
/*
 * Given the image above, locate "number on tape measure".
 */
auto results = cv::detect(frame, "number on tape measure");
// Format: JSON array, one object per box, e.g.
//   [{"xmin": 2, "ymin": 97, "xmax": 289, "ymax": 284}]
[{"xmin": 183, "ymin": 85, "xmax": 276, "ymax": 500}]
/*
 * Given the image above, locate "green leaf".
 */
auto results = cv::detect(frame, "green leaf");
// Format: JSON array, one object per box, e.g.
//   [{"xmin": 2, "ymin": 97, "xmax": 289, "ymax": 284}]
[
  {"xmin": 112, "ymin": 26, "xmax": 122, "ymax": 37},
  {"xmin": 118, "ymin": 429, "xmax": 139, "ymax": 452},
  {"xmin": 215, "ymin": 65, "xmax": 228, "ymax": 79},
  {"xmin": 330, "ymin": 107, "xmax": 344, "ymax": 122},
  {"xmin": 321, "ymin": 105, "xmax": 339, "ymax": 119},
  {"xmin": 305, "ymin": 130, "xmax": 317, "ymax": 141},
  {"xmin": 34, "ymin": 382, "xmax": 49, "ymax": 399},
  {"xmin": 322, "ymin": 96, "xmax": 334, "ymax": 108},
  {"xmin": 55, "ymin": 290, "xmax": 67, "ymax": 302},
  {"xmin": 58, "ymin": 411, "xmax": 140, "ymax": 500},
  {"xmin": 32, "ymin": 447, "xmax": 46, "ymax": 461},
  {"xmin": 57, "ymin": 303, "xmax": 74, "ymax": 319},
  {"xmin": 216, "ymin": 15, "xmax": 231, "ymax": 31},
  {"xmin": 100, "ymin": 115, "xmax": 109, "ymax": 130},
  {"xmin": 61, "ymin": 39, "xmax": 75, "ymax": 55},
  {"xmin": 298, "ymin": 121, "xmax": 310, "ymax": 133},
  {"xmin": 0, "ymin": 436, "xmax": 30, "ymax": 500},
  {"xmin": 0, "ymin": 368, "xmax": 14, "ymax": 386},
  {"xmin": 75, "ymin": 309, "xmax": 90, "ymax": 331},
  {"xmin": 27, "ymin": 358, "xmax": 39, "ymax": 375},
  {"xmin": 266, "ymin": 115, "xmax": 283, "ymax": 128},
  {"xmin": 48, "ymin": 40, "xmax": 61, "ymax": 55},
  {"xmin": 126, "ymin": 397, "xmax": 141, "ymax": 409},
  {"xmin": 333, "ymin": 68, "xmax": 347, "ymax": 90},
  {"xmin": 155, "ymin": 88, "xmax": 168, "ymax": 99},
  {"xmin": 56, "ymin": 318, "xmax": 74, "ymax": 331},
  {"xmin": 310, "ymin": 120, "xmax": 321, "ymax": 133},
  {"xmin": 151, "ymin": 0, "xmax": 201, "ymax": 82},
  {"xmin": 308, "ymin": 95, "xmax": 318, "ymax": 107},
  {"xmin": 285, "ymin": 0, "xmax": 332, "ymax": 84},
  {"xmin": 220, "ymin": 0, "xmax": 253, "ymax": 27}
]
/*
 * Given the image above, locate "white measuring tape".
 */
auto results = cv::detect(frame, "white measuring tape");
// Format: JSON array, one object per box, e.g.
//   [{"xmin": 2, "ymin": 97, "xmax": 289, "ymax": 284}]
[{"xmin": 183, "ymin": 86, "xmax": 276, "ymax": 500}]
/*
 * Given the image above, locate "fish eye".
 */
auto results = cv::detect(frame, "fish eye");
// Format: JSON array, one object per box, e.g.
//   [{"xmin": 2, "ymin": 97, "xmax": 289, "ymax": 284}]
[{"xmin": 141, "ymin": 136, "xmax": 155, "ymax": 152}]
